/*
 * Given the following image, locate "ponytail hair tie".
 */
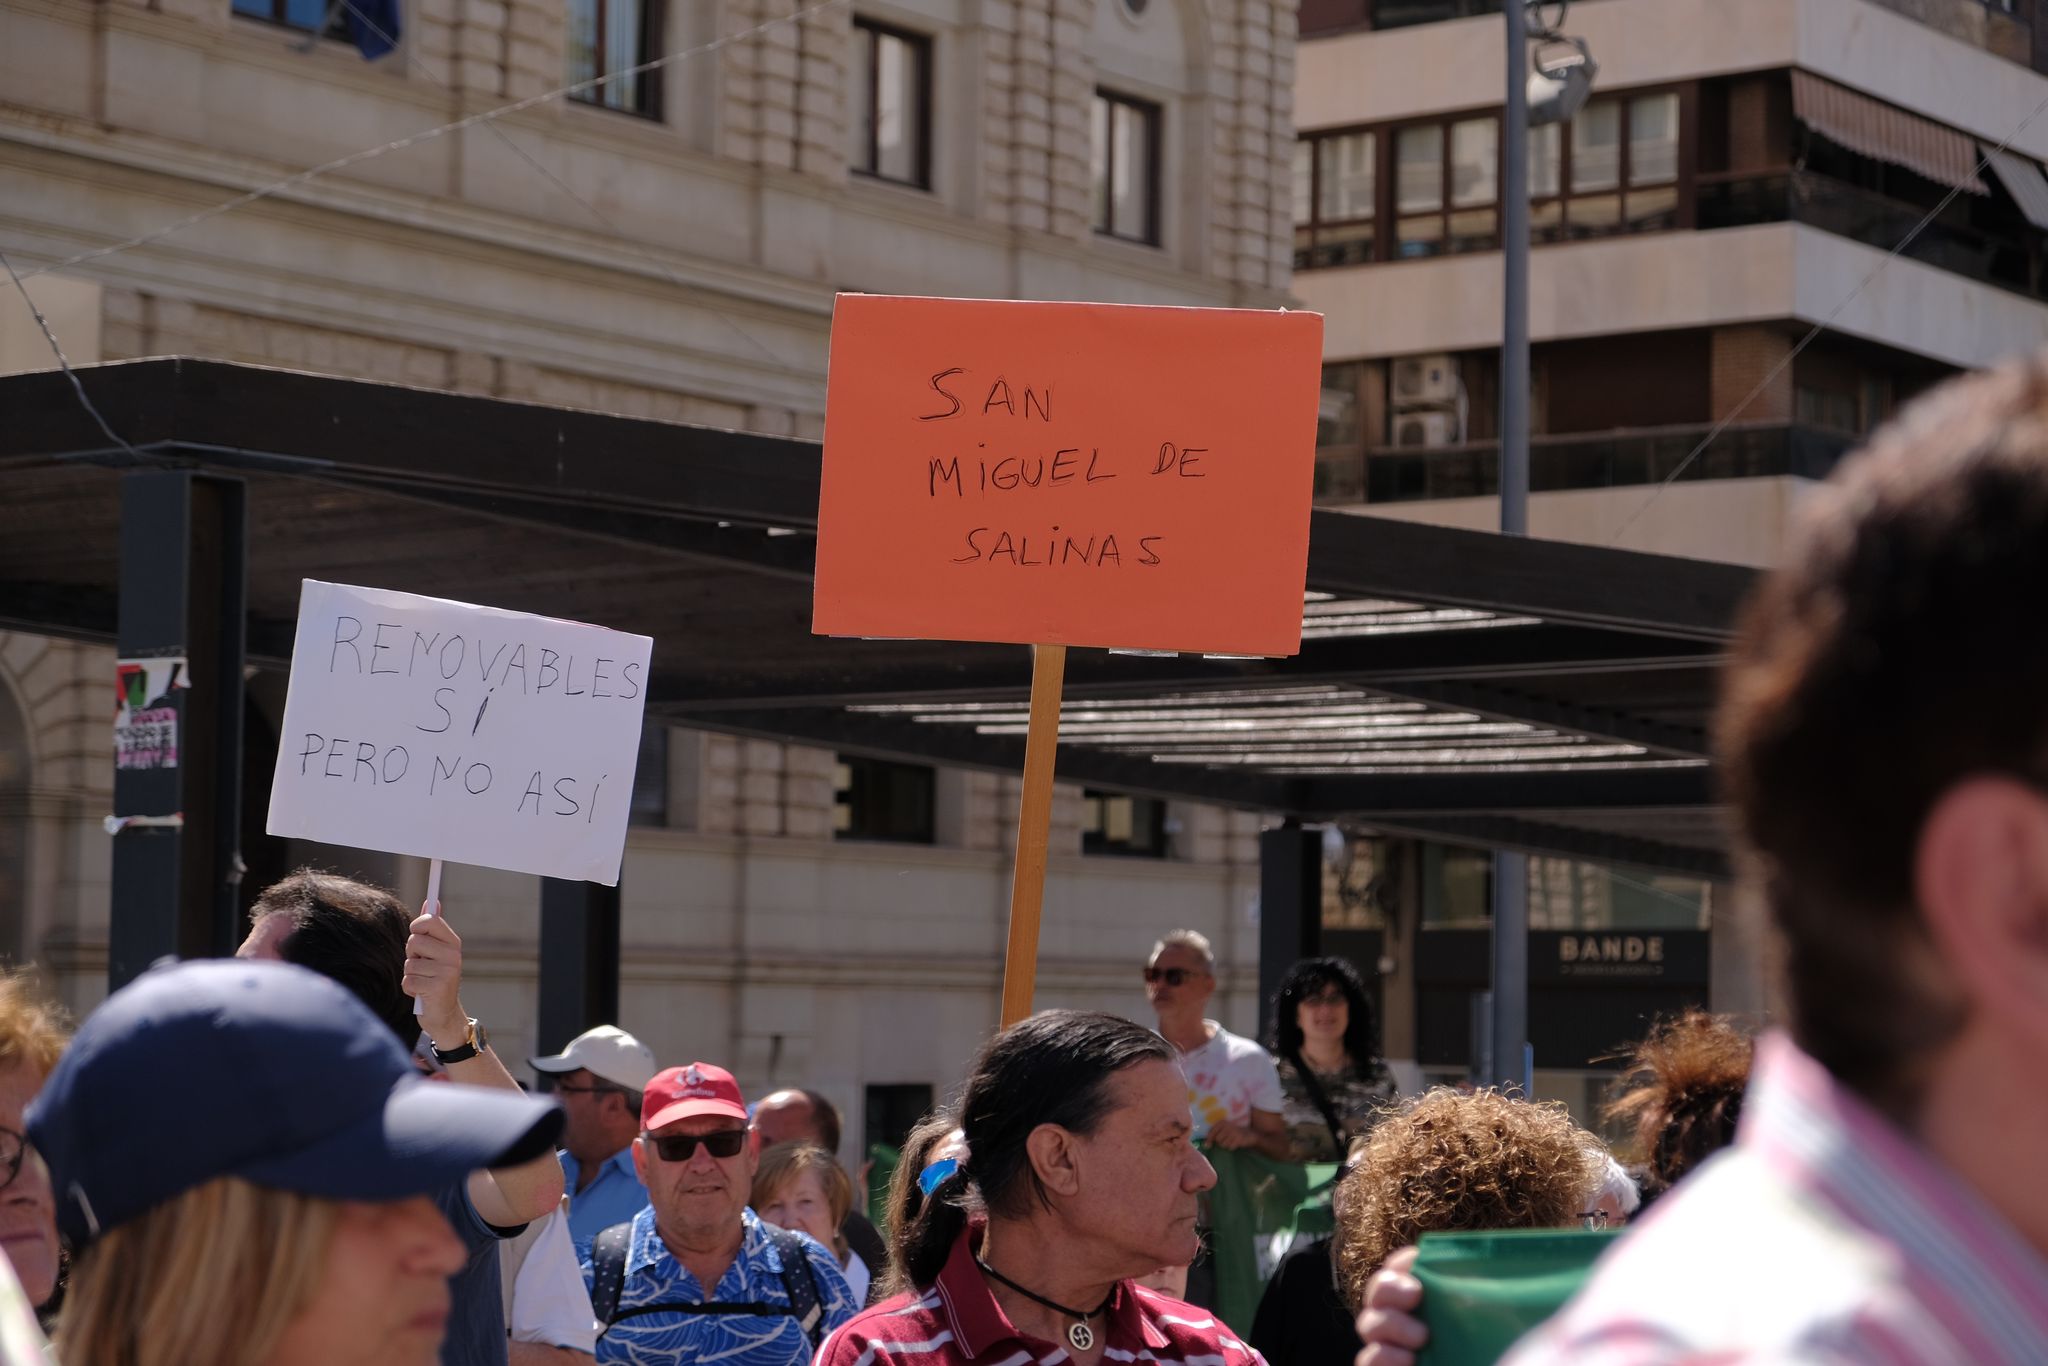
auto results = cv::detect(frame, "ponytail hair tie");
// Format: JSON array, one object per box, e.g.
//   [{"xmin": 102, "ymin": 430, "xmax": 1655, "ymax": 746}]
[{"xmin": 917, "ymin": 1157, "xmax": 962, "ymax": 1197}]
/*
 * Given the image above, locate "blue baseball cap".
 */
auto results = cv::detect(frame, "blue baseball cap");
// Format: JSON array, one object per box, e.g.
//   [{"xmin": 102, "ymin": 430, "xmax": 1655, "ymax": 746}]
[{"xmin": 25, "ymin": 958, "xmax": 563, "ymax": 1248}]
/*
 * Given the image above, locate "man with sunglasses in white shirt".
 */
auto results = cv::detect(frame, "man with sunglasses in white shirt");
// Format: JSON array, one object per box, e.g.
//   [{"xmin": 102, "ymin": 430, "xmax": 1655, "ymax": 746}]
[{"xmin": 580, "ymin": 1062, "xmax": 857, "ymax": 1366}]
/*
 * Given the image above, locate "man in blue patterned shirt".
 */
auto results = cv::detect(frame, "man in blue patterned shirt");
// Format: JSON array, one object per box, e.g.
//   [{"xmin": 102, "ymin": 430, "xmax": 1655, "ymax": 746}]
[{"xmin": 581, "ymin": 1061, "xmax": 857, "ymax": 1365}]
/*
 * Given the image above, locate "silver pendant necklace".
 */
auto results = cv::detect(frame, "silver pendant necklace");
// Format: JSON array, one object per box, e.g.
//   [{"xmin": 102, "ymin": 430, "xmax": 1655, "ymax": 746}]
[{"xmin": 975, "ymin": 1255, "xmax": 1112, "ymax": 1354}]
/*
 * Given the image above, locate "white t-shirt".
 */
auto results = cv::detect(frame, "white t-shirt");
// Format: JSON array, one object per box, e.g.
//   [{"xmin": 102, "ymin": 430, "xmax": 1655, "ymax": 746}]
[
  {"xmin": 842, "ymin": 1248, "xmax": 872, "ymax": 1306},
  {"xmin": 1180, "ymin": 1020, "xmax": 1284, "ymax": 1140},
  {"xmin": 500, "ymin": 1197, "xmax": 600, "ymax": 1353}
]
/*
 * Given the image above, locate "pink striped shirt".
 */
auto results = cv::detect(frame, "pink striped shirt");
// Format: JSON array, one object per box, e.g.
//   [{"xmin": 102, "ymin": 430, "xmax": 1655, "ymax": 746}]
[
  {"xmin": 815, "ymin": 1228, "xmax": 1267, "ymax": 1366},
  {"xmin": 1507, "ymin": 1033, "xmax": 2048, "ymax": 1364}
]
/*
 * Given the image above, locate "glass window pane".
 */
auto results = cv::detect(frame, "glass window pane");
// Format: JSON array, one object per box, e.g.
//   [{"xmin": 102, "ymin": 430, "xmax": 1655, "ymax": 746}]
[
  {"xmin": 1567, "ymin": 192, "xmax": 1621, "ymax": 234},
  {"xmin": 1091, "ymin": 96, "xmax": 1112, "ymax": 231},
  {"xmin": 1626, "ymin": 182, "xmax": 1679, "ymax": 230},
  {"xmin": 1571, "ymin": 100, "xmax": 1621, "ymax": 191},
  {"xmin": 284, "ymin": 0, "xmax": 326, "ymax": 27},
  {"xmin": 1529, "ymin": 123, "xmax": 1562, "ymax": 199},
  {"xmin": 567, "ymin": 0, "xmax": 599, "ymax": 91},
  {"xmin": 1447, "ymin": 206, "xmax": 1496, "ymax": 251},
  {"xmin": 1318, "ymin": 362, "xmax": 1363, "ymax": 447},
  {"xmin": 851, "ymin": 26, "xmax": 875, "ymax": 169},
  {"xmin": 1111, "ymin": 101, "xmax": 1154, "ymax": 240},
  {"xmin": 1396, "ymin": 125, "xmax": 1443, "ymax": 212},
  {"xmin": 875, "ymin": 32, "xmax": 923, "ymax": 182},
  {"xmin": 1450, "ymin": 118, "xmax": 1496, "ymax": 207},
  {"xmin": 604, "ymin": 0, "xmax": 642, "ymax": 111},
  {"xmin": 1312, "ymin": 219, "xmax": 1375, "ymax": 267},
  {"xmin": 232, "ymin": 0, "xmax": 270, "ymax": 15},
  {"xmin": 1293, "ymin": 140, "xmax": 1315, "ymax": 225},
  {"xmin": 1318, "ymin": 132, "xmax": 1375, "ymax": 221},
  {"xmin": 1629, "ymin": 92, "xmax": 1680, "ymax": 185}
]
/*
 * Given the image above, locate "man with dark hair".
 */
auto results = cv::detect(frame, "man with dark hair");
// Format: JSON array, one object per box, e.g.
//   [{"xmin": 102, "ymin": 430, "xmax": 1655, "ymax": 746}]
[
  {"xmin": 754, "ymin": 1088, "xmax": 887, "ymax": 1287},
  {"xmin": 1494, "ymin": 359, "xmax": 2048, "ymax": 1362},
  {"xmin": 239, "ymin": 869, "xmax": 567, "ymax": 1366}
]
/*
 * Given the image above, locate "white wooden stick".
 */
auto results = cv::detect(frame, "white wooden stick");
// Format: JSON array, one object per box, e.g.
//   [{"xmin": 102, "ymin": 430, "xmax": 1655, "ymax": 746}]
[{"xmin": 413, "ymin": 857, "xmax": 443, "ymax": 1017}]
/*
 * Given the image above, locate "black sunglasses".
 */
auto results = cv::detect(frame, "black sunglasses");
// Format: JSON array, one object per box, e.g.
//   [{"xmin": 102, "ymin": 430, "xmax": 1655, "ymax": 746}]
[
  {"xmin": 649, "ymin": 1128, "xmax": 749, "ymax": 1162},
  {"xmin": 1144, "ymin": 967, "xmax": 1204, "ymax": 986}
]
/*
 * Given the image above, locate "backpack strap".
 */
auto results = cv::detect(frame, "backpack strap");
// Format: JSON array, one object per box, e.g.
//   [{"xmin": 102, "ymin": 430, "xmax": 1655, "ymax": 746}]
[
  {"xmin": 590, "ymin": 1220, "xmax": 636, "ymax": 1332},
  {"xmin": 765, "ymin": 1224, "xmax": 828, "ymax": 1349}
]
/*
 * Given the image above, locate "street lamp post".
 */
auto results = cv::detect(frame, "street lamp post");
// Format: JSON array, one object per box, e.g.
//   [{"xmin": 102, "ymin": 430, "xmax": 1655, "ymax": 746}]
[{"xmin": 1490, "ymin": 0, "xmax": 1533, "ymax": 1094}]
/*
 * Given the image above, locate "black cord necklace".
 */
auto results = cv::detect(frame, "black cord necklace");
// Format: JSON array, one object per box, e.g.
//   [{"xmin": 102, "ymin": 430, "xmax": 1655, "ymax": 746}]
[{"xmin": 975, "ymin": 1255, "xmax": 1114, "ymax": 1353}]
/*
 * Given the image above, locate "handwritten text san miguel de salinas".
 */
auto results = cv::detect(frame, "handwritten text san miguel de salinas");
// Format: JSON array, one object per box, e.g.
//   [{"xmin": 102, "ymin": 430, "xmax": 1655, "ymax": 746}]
[
  {"xmin": 291, "ymin": 616, "xmax": 643, "ymax": 820},
  {"xmin": 918, "ymin": 369, "xmax": 1208, "ymax": 569}
]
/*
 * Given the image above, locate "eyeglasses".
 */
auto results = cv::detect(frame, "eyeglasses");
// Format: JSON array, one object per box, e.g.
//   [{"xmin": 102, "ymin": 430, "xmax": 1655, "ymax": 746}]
[
  {"xmin": 0, "ymin": 1127, "xmax": 22, "ymax": 1194},
  {"xmin": 1300, "ymin": 990, "xmax": 1347, "ymax": 1008},
  {"xmin": 1144, "ymin": 967, "xmax": 1206, "ymax": 986},
  {"xmin": 649, "ymin": 1128, "xmax": 749, "ymax": 1162},
  {"xmin": 553, "ymin": 1083, "xmax": 627, "ymax": 1098},
  {"xmin": 1579, "ymin": 1210, "xmax": 1617, "ymax": 1230}
]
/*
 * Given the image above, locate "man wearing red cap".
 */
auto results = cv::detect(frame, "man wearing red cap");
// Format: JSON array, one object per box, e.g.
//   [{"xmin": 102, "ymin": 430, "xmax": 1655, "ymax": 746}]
[{"xmin": 581, "ymin": 1062, "xmax": 858, "ymax": 1366}]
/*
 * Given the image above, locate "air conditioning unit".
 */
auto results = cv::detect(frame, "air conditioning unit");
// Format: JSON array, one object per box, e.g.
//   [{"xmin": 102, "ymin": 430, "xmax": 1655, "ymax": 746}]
[
  {"xmin": 1392, "ymin": 354, "xmax": 1459, "ymax": 407},
  {"xmin": 1393, "ymin": 411, "xmax": 1457, "ymax": 449}
]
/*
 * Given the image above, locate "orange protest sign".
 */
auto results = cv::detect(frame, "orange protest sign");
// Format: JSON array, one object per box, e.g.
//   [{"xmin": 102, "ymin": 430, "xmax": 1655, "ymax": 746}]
[{"xmin": 812, "ymin": 295, "xmax": 1324, "ymax": 657}]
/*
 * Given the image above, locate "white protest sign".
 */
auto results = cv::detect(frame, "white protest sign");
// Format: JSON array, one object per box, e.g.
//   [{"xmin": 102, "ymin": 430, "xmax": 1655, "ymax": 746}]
[{"xmin": 266, "ymin": 581, "xmax": 652, "ymax": 885}]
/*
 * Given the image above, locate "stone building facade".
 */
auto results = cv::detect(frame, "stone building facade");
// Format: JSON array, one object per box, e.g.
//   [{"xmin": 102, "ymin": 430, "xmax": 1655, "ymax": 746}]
[{"xmin": 1, "ymin": 0, "xmax": 1298, "ymax": 1151}]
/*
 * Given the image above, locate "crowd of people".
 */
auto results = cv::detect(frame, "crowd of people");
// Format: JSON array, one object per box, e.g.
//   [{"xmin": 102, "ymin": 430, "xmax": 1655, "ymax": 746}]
[{"xmin": 9, "ymin": 354, "xmax": 2048, "ymax": 1361}]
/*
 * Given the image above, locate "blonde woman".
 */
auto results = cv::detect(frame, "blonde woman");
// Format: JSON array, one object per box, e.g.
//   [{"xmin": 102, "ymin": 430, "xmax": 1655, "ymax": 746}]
[
  {"xmin": 26, "ymin": 957, "xmax": 563, "ymax": 1366},
  {"xmin": 752, "ymin": 1142, "xmax": 873, "ymax": 1304}
]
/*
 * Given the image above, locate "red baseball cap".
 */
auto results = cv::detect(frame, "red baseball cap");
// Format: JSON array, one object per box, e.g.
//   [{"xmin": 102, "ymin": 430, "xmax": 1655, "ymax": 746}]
[{"xmin": 642, "ymin": 1062, "xmax": 749, "ymax": 1132}]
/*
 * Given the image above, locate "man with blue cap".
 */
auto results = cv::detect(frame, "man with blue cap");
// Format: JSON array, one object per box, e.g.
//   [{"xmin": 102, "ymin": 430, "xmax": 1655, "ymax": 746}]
[{"xmin": 26, "ymin": 956, "xmax": 564, "ymax": 1365}]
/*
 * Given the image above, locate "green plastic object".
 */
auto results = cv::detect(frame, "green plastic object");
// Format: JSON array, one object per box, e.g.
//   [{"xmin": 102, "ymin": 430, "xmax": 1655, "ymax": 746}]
[{"xmin": 1411, "ymin": 1228, "xmax": 1620, "ymax": 1366}]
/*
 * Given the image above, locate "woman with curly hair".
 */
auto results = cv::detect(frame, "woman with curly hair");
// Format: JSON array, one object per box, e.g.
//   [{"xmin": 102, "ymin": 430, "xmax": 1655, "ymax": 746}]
[
  {"xmin": 1332, "ymin": 1088, "xmax": 1600, "ymax": 1309},
  {"xmin": 1601, "ymin": 1008, "xmax": 1752, "ymax": 1208},
  {"xmin": 1268, "ymin": 957, "xmax": 1398, "ymax": 1163}
]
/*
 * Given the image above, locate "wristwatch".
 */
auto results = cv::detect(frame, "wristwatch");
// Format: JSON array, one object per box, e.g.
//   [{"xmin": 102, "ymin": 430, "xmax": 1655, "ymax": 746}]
[{"xmin": 430, "ymin": 1017, "xmax": 488, "ymax": 1065}]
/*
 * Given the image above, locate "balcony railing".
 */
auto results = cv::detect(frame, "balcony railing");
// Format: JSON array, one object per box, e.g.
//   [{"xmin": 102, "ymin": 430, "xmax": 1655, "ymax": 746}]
[
  {"xmin": 1698, "ymin": 169, "xmax": 2046, "ymax": 301},
  {"xmin": 1313, "ymin": 421, "xmax": 1856, "ymax": 506}
]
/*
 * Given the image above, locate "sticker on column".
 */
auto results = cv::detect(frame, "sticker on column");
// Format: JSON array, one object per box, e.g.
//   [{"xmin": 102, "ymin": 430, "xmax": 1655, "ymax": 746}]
[{"xmin": 113, "ymin": 657, "xmax": 189, "ymax": 772}]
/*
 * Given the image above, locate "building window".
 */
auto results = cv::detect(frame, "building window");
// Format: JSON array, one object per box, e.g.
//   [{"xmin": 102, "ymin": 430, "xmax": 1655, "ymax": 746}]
[
  {"xmin": 628, "ymin": 725, "xmax": 668, "ymax": 828},
  {"xmin": 231, "ymin": 0, "xmax": 349, "ymax": 39},
  {"xmin": 1315, "ymin": 361, "xmax": 1370, "ymax": 502},
  {"xmin": 852, "ymin": 20, "xmax": 932, "ymax": 187},
  {"xmin": 1092, "ymin": 90, "xmax": 1161, "ymax": 244},
  {"xmin": 1296, "ymin": 86, "xmax": 1684, "ymax": 271},
  {"xmin": 1295, "ymin": 130, "xmax": 1376, "ymax": 268},
  {"xmin": 834, "ymin": 755, "xmax": 936, "ymax": 843},
  {"xmin": 1395, "ymin": 116, "xmax": 1496, "ymax": 257},
  {"xmin": 568, "ymin": 0, "xmax": 662, "ymax": 118},
  {"xmin": 1539, "ymin": 92, "xmax": 1681, "ymax": 240},
  {"xmin": 1081, "ymin": 791, "xmax": 1169, "ymax": 857}
]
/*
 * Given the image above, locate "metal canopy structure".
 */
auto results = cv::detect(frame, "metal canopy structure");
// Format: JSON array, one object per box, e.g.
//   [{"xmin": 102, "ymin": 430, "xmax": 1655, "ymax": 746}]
[{"xmin": 1, "ymin": 359, "xmax": 1752, "ymax": 879}]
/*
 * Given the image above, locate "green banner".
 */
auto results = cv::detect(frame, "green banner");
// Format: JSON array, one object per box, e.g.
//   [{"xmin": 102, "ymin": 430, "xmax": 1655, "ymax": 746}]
[{"xmin": 1412, "ymin": 1228, "xmax": 1619, "ymax": 1365}]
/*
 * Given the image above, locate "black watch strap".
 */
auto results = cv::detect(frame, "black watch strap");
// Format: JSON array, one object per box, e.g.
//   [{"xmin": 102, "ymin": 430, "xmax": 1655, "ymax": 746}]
[{"xmin": 431, "ymin": 1017, "xmax": 486, "ymax": 1065}]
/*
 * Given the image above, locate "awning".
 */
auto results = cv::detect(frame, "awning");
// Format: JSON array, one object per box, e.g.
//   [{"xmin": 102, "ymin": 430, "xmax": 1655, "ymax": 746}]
[
  {"xmin": 1982, "ymin": 143, "xmax": 2048, "ymax": 230},
  {"xmin": 1792, "ymin": 71, "xmax": 1987, "ymax": 195}
]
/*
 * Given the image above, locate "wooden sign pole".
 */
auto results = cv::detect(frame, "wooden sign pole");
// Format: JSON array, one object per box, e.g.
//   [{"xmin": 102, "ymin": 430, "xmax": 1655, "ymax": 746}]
[{"xmin": 998, "ymin": 643, "xmax": 1067, "ymax": 1028}]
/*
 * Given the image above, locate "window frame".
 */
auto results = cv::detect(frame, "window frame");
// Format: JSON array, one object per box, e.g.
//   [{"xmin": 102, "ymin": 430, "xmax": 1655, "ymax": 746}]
[
  {"xmin": 832, "ymin": 753, "xmax": 938, "ymax": 845},
  {"xmin": 1293, "ymin": 81, "xmax": 1694, "ymax": 272},
  {"xmin": 1092, "ymin": 88, "xmax": 1164, "ymax": 246},
  {"xmin": 231, "ymin": 0, "xmax": 351, "ymax": 41},
  {"xmin": 1080, "ymin": 790, "xmax": 1171, "ymax": 858},
  {"xmin": 851, "ymin": 17, "xmax": 934, "ymax": 189},
  {"xmin": 567, "ymin": 0, "xmax": 666, "ymax": 122}
]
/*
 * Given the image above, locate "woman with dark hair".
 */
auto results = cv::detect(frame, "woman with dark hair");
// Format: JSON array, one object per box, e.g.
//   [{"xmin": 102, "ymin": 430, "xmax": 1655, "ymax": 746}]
[
  {"xmin": 1268, "ymin": 958, "xmax": 1397, "ymax": 1163},
  {"xmin": 816, "ymin": 1011, "xmax": 1265, "ymax": 1366}
]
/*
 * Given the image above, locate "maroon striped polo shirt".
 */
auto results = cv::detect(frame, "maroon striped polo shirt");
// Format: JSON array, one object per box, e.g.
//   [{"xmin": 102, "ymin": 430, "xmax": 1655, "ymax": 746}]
[{"xmin": 815, "ymin": 1231, "xmax": 1268, "ymax": 1366}]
